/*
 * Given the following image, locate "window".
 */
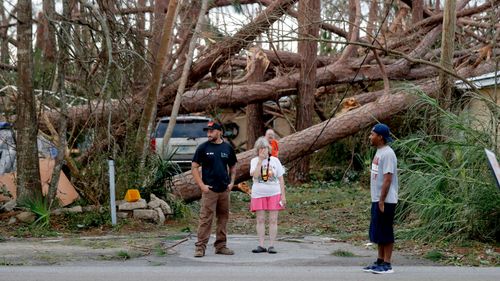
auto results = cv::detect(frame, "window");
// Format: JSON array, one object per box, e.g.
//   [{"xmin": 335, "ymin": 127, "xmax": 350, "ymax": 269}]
[{"xmin": 155, "ymin": 119, "xmax": 207, "ymax": 139}]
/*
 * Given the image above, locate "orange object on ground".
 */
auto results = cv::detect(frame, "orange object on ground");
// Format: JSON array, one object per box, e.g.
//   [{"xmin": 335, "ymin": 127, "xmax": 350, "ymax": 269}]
[
  {"xmin": 124, "ymin": 189, "xmax": 141, "ymax": 202},
  {"xmin": 270, "ymin": 139, "xmax": 279, "ymax": 157},
  {"xmin": 237, "ymin": 182, "xmax": 251, "ymax": 195}
]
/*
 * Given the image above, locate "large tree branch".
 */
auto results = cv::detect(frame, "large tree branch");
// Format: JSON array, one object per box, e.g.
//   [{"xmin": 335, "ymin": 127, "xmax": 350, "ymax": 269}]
[
  {"xmin": 171, "ymin": 81, "xmax": 435, "ymax": 201},
  {"xmin": 166, "ymin": 26, "xmax": 442, "ymax": 115},
  {"xmin": 157, "ymin": 0, "xmax": 298, "ymax": 110}
]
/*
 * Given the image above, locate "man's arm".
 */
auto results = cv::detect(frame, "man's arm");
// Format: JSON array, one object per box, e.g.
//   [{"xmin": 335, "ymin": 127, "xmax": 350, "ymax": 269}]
[
  {"xmin": 227, "ymin": 164, "xmax": 237, "ymax": 191},
  {"xmin": 192, "ymin": 162, "xmax": 210, "ymax": 193},
  {"xmin": 378, "ymin": 173, "xmax": 393, "ymax": 213}
]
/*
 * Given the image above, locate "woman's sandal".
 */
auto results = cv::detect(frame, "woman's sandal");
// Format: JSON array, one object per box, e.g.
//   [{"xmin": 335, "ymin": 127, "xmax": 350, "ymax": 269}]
[
  {"xmin": 252, "ymin": 246, "xmax": 267, "ymax": 253},
  {"xmin": 268, "ymin": 246, "xmax": 277, "ymax": 254}
]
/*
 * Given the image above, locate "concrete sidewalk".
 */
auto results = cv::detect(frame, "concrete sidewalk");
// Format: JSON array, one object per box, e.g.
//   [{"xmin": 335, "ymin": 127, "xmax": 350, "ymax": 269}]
[
  {"xmin": 0, "ymin": 234, "xmax": 440, "ymax": 267},
  {"xmin": 153, "ymin": 234, "xmax": 433, "ymax": 267}
]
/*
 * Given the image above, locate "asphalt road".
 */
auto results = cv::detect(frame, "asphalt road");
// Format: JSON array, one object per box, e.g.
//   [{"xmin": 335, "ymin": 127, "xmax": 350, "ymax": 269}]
[
  {"xmin": 1, "ymin": 265, "xmax": 499, "ymax": 281},
  {"xmin": 0, "ymin": 234, "xmax": 498, "ymax": 281}
]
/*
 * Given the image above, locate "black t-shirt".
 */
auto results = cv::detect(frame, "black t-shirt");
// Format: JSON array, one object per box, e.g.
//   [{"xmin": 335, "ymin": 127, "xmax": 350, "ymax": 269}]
[{"xmin": 192, "ymin": 141, "xmax": 237, "ymax": 192}]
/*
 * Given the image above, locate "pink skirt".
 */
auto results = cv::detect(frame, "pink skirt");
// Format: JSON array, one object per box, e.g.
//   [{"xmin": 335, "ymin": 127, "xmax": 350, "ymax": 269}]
[{"xmin": 250, "ymin": 194, "xmax": 285, "ymax": 212}]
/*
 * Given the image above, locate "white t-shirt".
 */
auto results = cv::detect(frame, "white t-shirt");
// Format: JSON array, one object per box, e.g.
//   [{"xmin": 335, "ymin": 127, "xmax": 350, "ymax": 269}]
[
  {"xmin": 370, "ymin": 145, "xmax": 399, "ymax": 203},
  {"xmin": 250, "ymin": 156, "xmax": 285, "ymax": 198}
]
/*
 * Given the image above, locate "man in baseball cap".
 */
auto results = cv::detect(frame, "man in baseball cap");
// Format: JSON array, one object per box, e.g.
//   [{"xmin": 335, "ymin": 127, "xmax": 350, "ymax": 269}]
[
  {"xmin": 192, "ymin": 120, "xmax": 237, "ymax": 257},
  {"xmin": 364, "ymin": 123, "xmax": 398, "ymax": 274},
  {"xmin": 372, "ymin": 123, "xmax": 393, "ymax": 143},
  {"xmin": 203, "ymin": 121, "xmax": 223, "ymax": 131}
]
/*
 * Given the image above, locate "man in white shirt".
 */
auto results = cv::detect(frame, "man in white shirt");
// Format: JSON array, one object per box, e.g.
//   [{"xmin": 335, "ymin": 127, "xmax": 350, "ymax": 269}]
[{"xmin": 364, "ymin": 123, "xmax": 398, "ymax": 274}]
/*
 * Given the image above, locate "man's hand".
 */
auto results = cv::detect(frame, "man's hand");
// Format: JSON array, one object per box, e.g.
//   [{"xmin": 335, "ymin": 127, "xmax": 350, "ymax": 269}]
[
  {"xmin": 227, "ymin": 183, "xmax": 234, "ymax": 191},
  {"xmin": 378, "ymin": 201, "xmax": 385, "ymax": 213},
  {"xmin": 200, "ymin": 184, "xmax": 211, "ymax": 193}
]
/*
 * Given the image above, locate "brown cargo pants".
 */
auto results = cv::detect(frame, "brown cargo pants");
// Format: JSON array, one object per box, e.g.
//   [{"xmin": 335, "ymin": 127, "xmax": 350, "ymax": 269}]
[{"xmin": 195, "ymin": 189, "xmax": 230, "ymax": 251}]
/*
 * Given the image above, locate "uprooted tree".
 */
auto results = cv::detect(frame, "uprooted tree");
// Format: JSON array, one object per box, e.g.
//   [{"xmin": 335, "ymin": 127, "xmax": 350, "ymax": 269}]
[{"xmin": 1, "ymin": 0, "xmax": 498, "ymax": 202}]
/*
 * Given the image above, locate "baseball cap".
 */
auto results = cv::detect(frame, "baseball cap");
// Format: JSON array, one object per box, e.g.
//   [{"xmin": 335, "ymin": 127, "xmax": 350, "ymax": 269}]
[
  {"xmin": 204, "ymin": 121, "xmax": 223, "ymax": 131},
  {"xmin": 372, "ymin": 123, "xmax": 393, "ymax": 143}
]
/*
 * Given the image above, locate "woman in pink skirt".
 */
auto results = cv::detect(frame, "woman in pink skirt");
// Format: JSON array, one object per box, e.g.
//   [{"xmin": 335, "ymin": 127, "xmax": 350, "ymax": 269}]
[{"xmin": 249, "ymin": 137, "xmax": 286, "ymax": 254}]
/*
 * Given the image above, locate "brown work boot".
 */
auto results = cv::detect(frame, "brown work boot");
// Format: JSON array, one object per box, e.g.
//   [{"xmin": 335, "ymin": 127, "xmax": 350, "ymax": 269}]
[
  {"xmin": 215, "ymin": 247, "xmax": 234, "ymax": 255},
  {"xmin": 194, "ymin": 247, "xmax": 205, "ymax": 258}
]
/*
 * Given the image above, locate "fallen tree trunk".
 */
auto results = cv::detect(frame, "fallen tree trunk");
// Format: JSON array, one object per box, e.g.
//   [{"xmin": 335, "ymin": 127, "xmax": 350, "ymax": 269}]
[
  {"xmin": 171, "ymin": 79, "xmax": 437, "ymax": 202},
  {"xmin": 170, "ymin": 59, "xmax": 495, "ymax": 202},
  {"xmin": 160, "ymin": 26, "xmax": 443, "ymax": 115},
  {"xmin": 41, "ymin": 54, "xmax": 493, "ymax": 134}
]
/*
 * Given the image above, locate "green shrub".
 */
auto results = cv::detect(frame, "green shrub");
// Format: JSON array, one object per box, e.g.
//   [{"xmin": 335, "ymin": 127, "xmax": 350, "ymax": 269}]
[
  {"xmin": 141, "ymin": 154, "xmax": 182, "ymax": 201},
  {"xmin": 394, "ymin": 94, "xmax": 500, "ymax": 242},
  {"xmin": 17, "ymin": 195, "xmax": 52, "ymax": 228}
]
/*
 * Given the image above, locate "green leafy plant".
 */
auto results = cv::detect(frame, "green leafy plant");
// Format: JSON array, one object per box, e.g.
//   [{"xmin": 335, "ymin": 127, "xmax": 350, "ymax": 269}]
[
  {"xmin": 116, "ymin": 250, "xmax": 130, "ymax": 260},
  {"xmin": 331, "ymin": 249, "xmax": 357, "ymax": 257},
  {"xmin": 17, "ymin": 195, "xmax": 52, "ymax": 228},
  {"xmin": 141, "ymin": 154, "xmax": 182, "ymax": 201},
  {"xmin": 167, "ymin": 196, "xmax": 192, "ymax": 220},
  {"xmin": 394, "ymin": 93, "xmax": 500, "ymax": 242}
]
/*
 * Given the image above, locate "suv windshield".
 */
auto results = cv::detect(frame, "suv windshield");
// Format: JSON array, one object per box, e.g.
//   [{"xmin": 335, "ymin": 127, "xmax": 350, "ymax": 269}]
[{"xmin": 155, "ymin": 119, "xmax": 207, "ymax": 139}]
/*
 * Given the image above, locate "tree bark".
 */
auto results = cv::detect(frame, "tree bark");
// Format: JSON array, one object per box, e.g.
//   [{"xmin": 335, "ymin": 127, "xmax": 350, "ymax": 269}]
[
  {"xmin": 289, "ymin": 0, "xmax": 320, "ymax": 184},
  {"xmin": 41, "ymin": 0, "xmax": 56, "ymax": 62},
  {"xmin": 135, "ymin": 0, "xmax": 178, "ymax": 158},
  {"xmin": 161, "ymin": 0, "xmax": 209, "ymax": 153},
  {"xmin": 133, "ymin": 0, "xmax": 146, "ymax": 84},
  {"xmin": 366, "ymin": 0, "xmax": 378, "ymax": 36},
  {"xmin": 340, "ymin": 0, "xmax": 361, "ymax": 61},
  {"xmin": 412, "ymin": 0, "xmax": 424, "ymax": 24},
  {"xmin": 438, "ymin": 0, "xmax": 457, "ymax": 110},
  {"xmin": 246, "ymin": 48, "xmax": 269, "ymax": 150},
  {"xmin": 15, "ymin": 0, "xmax": 43, "ymax": 201},
  {"xmin": 0, "ymin": 0, "xmax": 9, "ymax": 64},
  {"xmin": 48, "ymin": 0, "xmax": 71, "ymax": 206},
  {"xmin": 150, "ymin": 0, "xmax": 170, "ymax": 57}
]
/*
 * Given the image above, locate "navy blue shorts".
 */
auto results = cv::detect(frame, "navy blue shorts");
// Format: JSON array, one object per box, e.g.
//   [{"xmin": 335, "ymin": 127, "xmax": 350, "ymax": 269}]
[{"xmin": 369, "ymin": 202, "xmax": 396, "ymax": 244}]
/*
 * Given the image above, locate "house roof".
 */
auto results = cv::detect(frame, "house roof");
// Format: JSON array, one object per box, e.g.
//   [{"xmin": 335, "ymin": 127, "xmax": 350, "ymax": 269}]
[{"xmin": 455, "ymin": 72, "xmax": 500, "ymax": 89}]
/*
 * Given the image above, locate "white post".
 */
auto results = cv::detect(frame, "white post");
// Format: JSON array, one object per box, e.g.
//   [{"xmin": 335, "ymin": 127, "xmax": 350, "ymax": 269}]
[{"xmin": 108, "ymin": 159, "xmax": 117, "ymax": 225}]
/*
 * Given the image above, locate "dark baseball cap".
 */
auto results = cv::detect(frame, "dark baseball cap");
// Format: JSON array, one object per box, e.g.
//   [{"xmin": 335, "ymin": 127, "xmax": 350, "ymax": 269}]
[
  {"xmin": 372, "ymin": 123, "xmax": 393, "ymax": 143},
  {"xmin": 203, "ymin": 121, "xmax": 223, "ymax": 131}
]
